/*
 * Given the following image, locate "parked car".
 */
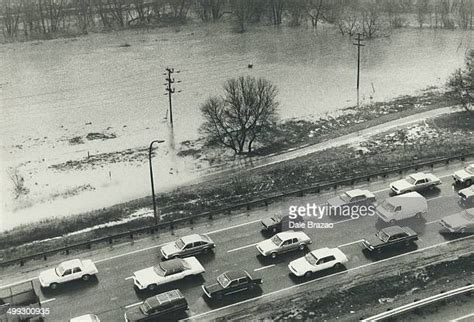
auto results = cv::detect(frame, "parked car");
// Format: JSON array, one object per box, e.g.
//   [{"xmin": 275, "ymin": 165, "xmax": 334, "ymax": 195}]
[
  {"xmin": 132, "ymin": 257, "xmax": 205, "ymax": 291},
  {"xmin": 256, "ymin": 231, "xmax": 312, "ymax": 258},
  {"xmin": 261, "ymin": 214, "xmax": 304, "ymax": 233},
  {"xmin": 202, "ymin": 270, "xmax": 262, "ymax": 300},
  {"xmin": 160, "ymin": 234, "xmax": 215, "ymax": 260},
  {"xmin": 361, "ymin": 225, "xmax": 418, "ymax": 253},
  {"xmin": 288, "ymin": 247, "xmax": 348, "ymax": 277},
  {"xmin": 124, "ymin": 289, "xmax": 188, "ymax": 321},
  {"xmin": 458, "ymin": 186, "xmax": 474, "ymax": 207},
  {"xmin": 452, "ymin": 164, "xmax": 474, "ymax": 186},
  {"xmin": 70, "ymin": 314, "xmax": 100, "ymax": 322},
  {"xmin": 39, "ymin": 259, "xmax": 98, "ymax": 289},
  {"xmin": 439, "ymin": 208, "xmax": 474, "ymax": 234},
  {"xmin": 326, "ymin": 189, "xmax": 376, "ymax": 210},
  {"xmin": 376, "ymin": 192, "xmax": 428, "ymax": 223},
  {"xmin": 390, "ymin": 172, "xmax": 441, "ymax": 195}
]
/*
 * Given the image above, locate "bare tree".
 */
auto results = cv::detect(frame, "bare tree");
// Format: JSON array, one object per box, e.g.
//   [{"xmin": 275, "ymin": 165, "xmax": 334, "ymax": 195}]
[
  {"xmin": 335, "ymin": 4, "xmax": 360, "ymax": 36},
  {"xmin": 361, "ymin": 1, "xmax": 382, "ymax": 39},
  {"xmin": 287, "ymin": 0, "xmax": 306, "ymax": 26},
  {"xmin": 1, "ymin": 0, "xmax": 20, "ymax": 38},
  {"xmin": 230, "ymin": 0, "xmax": 257, "ymax": 32},
  {"xmin": 9, "ymin": 168, "xmax": 29, "ymax": 199},
  {"xmin": 446, "ymin": 49, "xmax": 474, "ymax": 114},
  {"xmin": 306, "ymin": 0, "xmax": 328, "ymax": 29},
  {"xmin": 200, "ymin": 76, "xmax": 279, "ymax": 154},
  {"xmin": 269, "ymin": 0, "xmax": 284, "ymax": 25},
  {"xmin": 416, "ymin": 0, "xmax": 430, "ymax": 27},
  {"xmin": 169, "ymin": 0, "xmax": 192, "ymax": 22}
]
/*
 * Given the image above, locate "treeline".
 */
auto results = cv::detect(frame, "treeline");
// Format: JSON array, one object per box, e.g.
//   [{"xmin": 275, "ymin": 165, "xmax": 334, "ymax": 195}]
[{"xmin": 1, "ymin": 0, "xmax": 473, "ymax": 41}]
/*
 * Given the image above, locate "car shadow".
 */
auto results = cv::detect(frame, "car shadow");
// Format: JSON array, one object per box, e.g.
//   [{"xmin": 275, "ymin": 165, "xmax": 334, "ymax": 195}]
[
  {"xmin": 202, "ymin": 287, "xmax": 263, "ymax": 309},
  {"xmin": 439, "ymin": 230, "xmax": 474, "ymax": 241},
  {"xmin": 361, "ymin": 243, "xmax": 418, "ymax": 261},
  {"xmin": 256, "ymin": 249, "xmax": 308, "ymax": 266},
  {"xmin": 288, "ymin": 265, "xmax": 347, "ymax": 284},
  {"xmin": 375, "ymin": 217, "xmax": 427, "ymax": 235},
  {"xmin": 134, "ymin": 275, "xmax": 205, "ymax": 300},
  {"xmin": 40, "ymin": 276, "xmax": 99, "ymax": 296}
]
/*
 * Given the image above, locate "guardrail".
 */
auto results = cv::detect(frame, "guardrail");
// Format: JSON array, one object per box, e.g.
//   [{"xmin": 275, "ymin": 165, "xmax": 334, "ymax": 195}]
[
  {"xmin": 1, "ymin": 152, "xmax": 473, "ymax": 268},
  {"xmin": 361, "ymin": 283, "xmax": 474, "ymax": 321}
]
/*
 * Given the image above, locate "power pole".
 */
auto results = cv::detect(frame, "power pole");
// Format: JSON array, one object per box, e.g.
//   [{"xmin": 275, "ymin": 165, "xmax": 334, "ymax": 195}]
[
  {"xmin": 353, "ymin": 33, "xmax": 365, "ymax": 107},
  {"xmin": 164, "ymin": 67, "xmax": 181, "ymax": 126}
]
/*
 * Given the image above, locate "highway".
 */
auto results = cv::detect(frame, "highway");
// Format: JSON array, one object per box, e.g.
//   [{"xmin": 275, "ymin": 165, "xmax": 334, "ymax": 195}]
[{"xmin": 1, "ymin": 161, "xmax": 473, "ymax": 321}]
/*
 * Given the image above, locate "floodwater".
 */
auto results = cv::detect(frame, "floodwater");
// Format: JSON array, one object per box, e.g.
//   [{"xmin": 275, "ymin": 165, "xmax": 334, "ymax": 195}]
[{"xmin": 0, "ymin": 24, "xmax": 472, "ymax": 229}]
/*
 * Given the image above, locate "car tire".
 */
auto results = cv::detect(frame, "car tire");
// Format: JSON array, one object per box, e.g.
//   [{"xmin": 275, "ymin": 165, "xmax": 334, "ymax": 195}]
[
  {"xmin": 460, "ymin": 228, "xmax": 466, "ymax": 234},
  {"xmin": 147, "ymin": 284, "xmax": 157, "ymax": 291},
  {"xmin": 390, "ymin": 219, "xmax": 396, "ymax": 224},
  {"xmin": 202, "ymin": 248, "xmax": 209, "ymax": 254},
  {"xmin": 404, "ymin": 241, "xmax": 411, "ymax": 247},
  {"xmin": 50, "ymin": 283, "xmax": 58, "ymax": 290},
  {"xmin": 216, "ymin": 293, "xmax": 223, "ymax": 300},
  {"xmin": 82, "ymin": 274, "xmax": 91, "ymax": 281},
  {"xmin": 272, "ymin": 227, "xmax": 278, "ymax": 233},
  {"xmin": 415, "ymin": 212, "xmax": 423, "ymax": 219},
  {"xmin": 466, "ymin": 179, "xmax": 472, "ymax": 186},
  {"xmin": 248, "ymin": 284, "xmax": 255, "ymax": 291},
  {"xmin": 333, "ymin": 263, "xmax": 343, "ymax": 270},
  {"xmin": 304, "ymin": 271, "xmax": 312, "ymax": 278},
  {"xmin": 299, "ymin": 244, "xmax": 305, "ymax": 251},
  {"xmin": 271, "ymin": 252, "xmax": 277, "ymax": 259}
]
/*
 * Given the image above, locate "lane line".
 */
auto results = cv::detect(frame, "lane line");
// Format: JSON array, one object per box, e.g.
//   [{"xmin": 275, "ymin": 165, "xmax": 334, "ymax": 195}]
[
  {"xmin": 186, "ymin": 235, "xmax": 474, "ymax": 320},
  {"xmin": 124, "ymin": 276, "xmax": 133, "ymax": 280},
  {"xmin": 333, "ymin": 218, "xmax": 357, "ymax": 225},
  {"xmin": 207, "ymin": 220, "xmax": 261, "ymax": 235},
  {"xmin": 426, "ymin": 219, "xmax": 440, "ymax": 225},
  {"xmin": 254, "ymin": 264, "xmax": 275, "ymax": 272},
  {"xmin": 338, "ymin": 239, "xmax": 365, "ymax": 248},
  {"xmin": 125, "ymin": 301, "xmax": 143, "ymax": 309},
  {"xmin": 41, "ymin": 298, "xmax": 56, "ymax": 304},
  {"xmin": 452, "ymin": 312, "xmax": 474, "ymax": 322},
  {"xmin": 0, "ymin": 277, "xmax": 37, "ymax": 290},
  {"xmin": 227, "ymin": 243, "xmax": 257, "ymax": 253}
]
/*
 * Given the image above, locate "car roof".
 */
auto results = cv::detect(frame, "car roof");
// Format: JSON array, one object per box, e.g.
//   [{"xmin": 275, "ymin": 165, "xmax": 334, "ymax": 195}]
[
  {"xmin": 380, "ymin": 225, "xmax": 405, "ymax": 236},
  {"xmin": 147, "ymin": 290, "xmax": 184, "ymax": 308},
  {"xmin": 345, "ymin": 189, "xmax": 366, "ymax": 198},
  {"xmin": 180, "ymin": 234, "xmax": 208, "ymax": 244},
  {"xmin": 276, "ymin": 231, "xmax": 307, "ymax": 239},
  {"xmin": 408, "ymin": 172, "xmax": 427, "ymax": 180},
  {"xmin": 159, "ymin": 258, "xmax": 185, "ymax": 274},
  {"xmin": 60, "ymin": 259, "xmax": 82, "ymax": 268},
  {"xmin": 386, "ymin": 191, "xmax": 425, "ymax": 206},
  {"xmin": 223, "ymin": 270, "xmax": 248, "ymax": 280},
  {"xmin": 460, "ymin": 186, "xmax": 474, "ymax": 196},
  {"xmin": 310, "ymin": 247, "xmax": 342, "ymax": 258}
]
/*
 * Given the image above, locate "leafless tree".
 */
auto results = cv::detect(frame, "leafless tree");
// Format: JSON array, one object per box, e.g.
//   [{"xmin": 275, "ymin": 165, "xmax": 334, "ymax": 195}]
[
  {"xmin": 287, "ymin": 0, "xmax": 306, "ymax": 26},
  {"xmin": 1, "ymin": 0, "xmax": 20, "ymax": 38},
  {"xmin": 447, "ymin": 49, "xmax": 474, "ymax": 114},
  {"xmin": 200, "ymin": 76, "xmax": 279, "ymax": 154},
  {"xmin": 306, "ymin": 0, "xmax": 329, "ymax": 29},
  {"xmin": 361, "ymin": 1, "xmax": 382, "ymax": 38},
  {"xmin": 194, "ymin": 0, "xmax": 224, "ymax": 22},
  {"xmin": 230, "ymin": 0, "xmax": 257, "ymax": 32},
  {"xmin": 416, "ymin": 0, "xmax": 430, "ymax": 27},
  {"xmin": 268, "ymin": 0, "xmax": 284, "ymax": 25},
  {"xmin": 169, "ymin": 0, "xmax": 192, "ymax": 22},
  {"xmin": 9, "ymin": 168, "xmax": 29, "ymax": 199}
]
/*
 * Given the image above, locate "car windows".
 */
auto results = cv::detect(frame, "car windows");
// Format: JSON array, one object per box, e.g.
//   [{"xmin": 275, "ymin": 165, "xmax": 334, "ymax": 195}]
[
  {"xmin": 184, "ymin": 243, "xmax": 193, "ymax": 249},
  {"xmin": 317, "ymin": 255, "xmax": 336, "ymax": 264},
  {"xmin": 72, "ymin": 267, "xmax": 82, "ymax": 273},
  {"xmin": 63, "ymin": 269, "xmax": 72, "ymax": 276},
  {"xmin": 292, "ymin": 238, "xmax": 298, "ymax": 243},
  {"xmin": 238, "ymin": 278, "xmax": 248, "ymax": 285},
  {"xmin": 282, "ymin": 239, "xmax": 291, "ymax": 246},
  {"xmin": 229, "ymin": 280, "xmax": 239, "ymax": 287},
  {"xmin": 395, "ymin": 206, "xmax": 402, "ymax": 211}
]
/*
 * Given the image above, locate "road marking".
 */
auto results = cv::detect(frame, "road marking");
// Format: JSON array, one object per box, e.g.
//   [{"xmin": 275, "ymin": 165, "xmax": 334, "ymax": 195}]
[
  {"xmin": 41, "ymin": 298, "xmax": 56, "ymax": 304},
  {"xmin": 333, "ymin": 218, "xmax": 357, "ymax": 225},
  {"xmin": 227, "ymin": 243, "xmax": 257, "ymax": 253},
  {"xmin": 426, "ymin": 219, "xmax": 440, "ymax": 225},
  {"xmin": 254, "ymin": 264, "xmax": 275, "ymax": 272},
  {"xmin": 95, "ymin": 243, "xmax": 166, "ymax": 263},
  {"xmin": 125, "ymin": 301, "xmax": 143, "ymax": 309},
  {"xmin": 338, "ymin": 239, "xmax": 364, "ymax": 248},
  {"xmin": 207, "ymin": 220, "xmax": 261, "ymax": 235},
  {"xmin": 185, "ymin": 235, "xmax": 474, "ymax": 320},
  {"xmin": 452, "ymin": 312, "xmax": 474, "ymax": 322},
  {"xmin": 124, "ymin": 276, "xmax": 133, "ymax": 280}
]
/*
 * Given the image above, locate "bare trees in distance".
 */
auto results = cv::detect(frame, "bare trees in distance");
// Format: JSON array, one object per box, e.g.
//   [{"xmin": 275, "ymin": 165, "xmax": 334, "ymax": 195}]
[
  {"xmin": 2, "ymin": 0, "xmax": 474, "ymax": 40},
  {"xmin": 200, "ymin": 76, "xmax": 279, "ymax": 154}
]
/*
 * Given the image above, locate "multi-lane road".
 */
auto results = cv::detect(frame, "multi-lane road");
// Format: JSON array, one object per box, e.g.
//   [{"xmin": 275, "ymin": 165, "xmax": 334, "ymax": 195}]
[{"xmin": 1, "ymin": 161, "xmax": 473, "ymax": 321}]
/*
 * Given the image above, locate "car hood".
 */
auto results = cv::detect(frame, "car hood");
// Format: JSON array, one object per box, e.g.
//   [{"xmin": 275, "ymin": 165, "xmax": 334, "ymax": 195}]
[
  {"xmin": 261, "ymin": 217, "xmax": 278, "ymax": 227},
  {"xmin": 454, "ymin": 170, "xmax": 472, "ymax": 180},
  {"xmin": 161, "ymin": 243, "xmax": 181, "ymax": 257},
  {"xmin": 364, "ymin": 235, "xmax": 385, "ymax": 247},
  {"xmin": 124, "ymin": 305, "xmax": 146, "ymax": 322},
  {"xmin": 441, "ymin": 213, "xmax": 472, "ymax": 229},
  {"xmin": 203, "ymin": 282, "xmax": 224, "ymax": 294},
  {"xmin": 327, "ymin": 196, "xmax": 346, "ymax": 207},
  {"xmin": 39, "ymin": 268, "xmax": 58, "ymax": 283},
  {"xmin": 134, "ymin": 267, "xmax": 162, "ymax": 285},
  {"xmin": 391, "ymin": 179, "xmax": 412, "ymax": 191},
  {"xmin": 289, "ymin": 256, "xmax": 313, "ymax": 273},
  {"xmin": 257, "ymin": 239, "xmax": 277, "ymax": 253}
]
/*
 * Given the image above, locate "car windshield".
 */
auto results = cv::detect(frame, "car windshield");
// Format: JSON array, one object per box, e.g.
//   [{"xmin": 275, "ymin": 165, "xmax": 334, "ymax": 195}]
[
  {"xmin": 55, "ymin": 264, "xmax": 66, "ymax": 276},
  {"xmin": 305, "ymin": 252, "xmax": 318, "ymax": 265},
  {"xmin": 175, "ymin": 239, "xmax": 185, "ymax": 249},
  {"xmin": 381, "ymin": 201, "xmax": 396, "ymax": 212},
  {"xmin": 377, "ymin": 230, "xmax": 390, "ymax": 242},
  {"xmin": 340, "ymin": 193, "xmax": 352, "ymax": 202},
  {"xmin": 217, "ymin": 274, "xmax": 231, "ymax": 288},
  {"xmin": 140, "ymin": 300, "xmax": 153, "ymax": 315},
  {"xmin": 273, "ymin": 214, "xmax": 282, "ymax": 222},
  {"xmin": 406, "ymin": 176, "xmax": 416, "ymax": 184},
  {"xmin": 271, "ymin": 235, "xmax": 283, "ymax": 246},
  {"xmin": 466, "ymin": 165, "xmax": 474, "ymax": 174},
  {"xmin": 153, "ymin": 264, "xmax": 166, "ymax": 277}
]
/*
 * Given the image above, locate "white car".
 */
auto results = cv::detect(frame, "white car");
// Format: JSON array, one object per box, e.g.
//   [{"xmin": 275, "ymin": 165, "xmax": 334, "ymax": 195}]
[
  {"xmin": 390, "ymin": 172, "xmax": 441, "ymax": 195},
  {"xmin": 70, "ymin": 314, "xmax": 100, "ymax": 322},
  {"xmin": 256, "ymin": 231, "xmax": 311, "ymax": 258},
  {"xmin": 453, "ymin": 164, "xmax": 474, "ymax": 186},
  {"xmin": 288, "ymin": 247, "xmax": 348, "ymax": 277},
  {"xmin": 132, "ymin": 257, "xmax": 205, "ymax": 291},
  {"xmin": 39, "ymin": 259, "xmax": 98, "ymax": 289}
]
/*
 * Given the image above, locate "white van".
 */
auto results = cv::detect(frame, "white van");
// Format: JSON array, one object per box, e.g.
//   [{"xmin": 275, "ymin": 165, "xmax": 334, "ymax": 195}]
[{"xmin": 376, "ymin": 192, "xmax": 428, "ymax": 223}]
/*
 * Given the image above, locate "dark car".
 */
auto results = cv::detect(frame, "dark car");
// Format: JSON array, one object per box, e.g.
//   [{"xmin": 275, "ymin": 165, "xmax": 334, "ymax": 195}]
[
  {"xmin": 261, "ymin": 214, "xmax": 304, "ymax": 233},
  {"xmin": 202, "ymin": 270, "xmax": 262, "ymax": 300},
  {"xmin": 458, "ymin": 186, "xmax": 474, "ymax": 207},
  {"xmin": 362, "ymin": 225, "xmax": 418, "ymax": 253},
  {"xmin": 124, "ymin": 289, "xmax": 188, "ymax": 321}
]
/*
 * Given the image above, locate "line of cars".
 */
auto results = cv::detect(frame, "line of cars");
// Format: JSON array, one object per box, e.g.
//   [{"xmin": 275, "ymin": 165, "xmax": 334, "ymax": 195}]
[{"xmin": 38, "ymin": 164, "xmax": 474, "ymax": 321}]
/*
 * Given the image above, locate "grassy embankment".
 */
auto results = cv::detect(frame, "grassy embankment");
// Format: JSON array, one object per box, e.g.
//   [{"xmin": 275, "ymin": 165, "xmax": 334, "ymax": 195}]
[{"xmin": 1, "ymin": 94, "xmax": 472, "ymax": 262}]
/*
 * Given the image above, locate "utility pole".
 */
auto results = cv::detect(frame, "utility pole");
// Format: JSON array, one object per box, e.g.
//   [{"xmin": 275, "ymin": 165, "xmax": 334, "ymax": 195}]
[
  {"xmin": 353, "ymin": 33, "xmax": 365, "ymax": 107},
  {"xmin": 164, "ymin": 67, "xmax": 181, "ymax": 126},
  {"xmin": 148, "ymin": 139, "xmax": 165, "ymax": 225}
]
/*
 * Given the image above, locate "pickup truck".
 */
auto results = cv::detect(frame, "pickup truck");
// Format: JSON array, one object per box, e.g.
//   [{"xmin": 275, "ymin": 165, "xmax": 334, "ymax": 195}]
[
  {"xmin": 39, "ymin": 259, "xmax": 98, "ymax": 289},
  {"xmin": 202, "ymin": 270, "xmax": 262, "ymax": 300},
  {"xmin": 361, "ymin": 226, "xmax": 418, "ymax": 253}
]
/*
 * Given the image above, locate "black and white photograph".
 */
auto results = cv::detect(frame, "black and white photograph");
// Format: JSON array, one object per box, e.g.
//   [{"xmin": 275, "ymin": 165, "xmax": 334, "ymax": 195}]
[{"xmin": 0, "ymin": 0, "xmax": 473, "ymax": 321}]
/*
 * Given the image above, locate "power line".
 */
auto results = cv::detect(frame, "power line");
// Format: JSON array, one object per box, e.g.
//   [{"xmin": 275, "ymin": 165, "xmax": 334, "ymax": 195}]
[
  {"xmin": 353, "ymin": 32, "xmax": 365, "ymax": 107},
  {"xmin": 164, "ymin": 67, "xmax": 181, "ymax": 126}
]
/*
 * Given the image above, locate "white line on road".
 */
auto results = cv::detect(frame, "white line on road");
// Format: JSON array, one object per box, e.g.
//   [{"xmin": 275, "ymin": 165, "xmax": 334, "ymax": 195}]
[
  {"xmin": 125, "ymin": 301, "xmax": 143, "ymax": 309},
  {"xmin": 0, "ymin": 277, "xmax": 37, "ymax": 290},
  {"xmin": 451, "ymin": 312, "xmax": 474, "ymax": 322},
  {"xmin": 124, "ymin": 276, "xmax": 133, "ymax": 280},
  {"xmin": 338, "ymin": 239, "xmax": 364, "ymax": 248},
  {"xmin": 41, "ymin": 298, "xmax": 56, "ymax": 304},
  {"xmin": 426, "ymin": 219, "xmax": 440, "ymax": 225},
  {"xmin": 333, "ymin": 218, "xmax": 357, "ymax": 225},
  {"xmin": 254, "ymin": 264, "xmax": 275, "ymax": 272},
  {"xmin": 207, "ymin": 220, "xmax": 261, "ymax": 235},
  {"xmin": 227, "ymin": 243, "xmax": 257, "ymax": 253},
  {"xmin": 186, "ymin": 235, "xmax": 474, "ymax": 320}
]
